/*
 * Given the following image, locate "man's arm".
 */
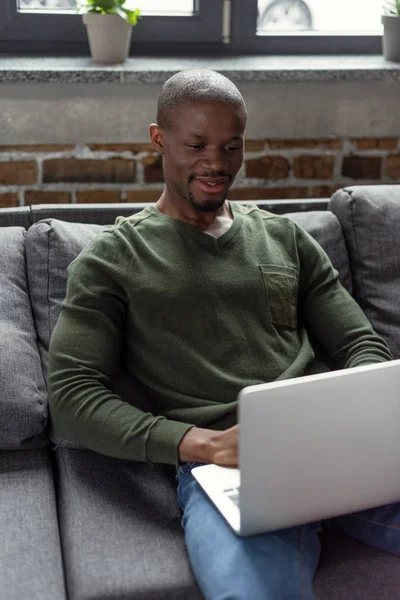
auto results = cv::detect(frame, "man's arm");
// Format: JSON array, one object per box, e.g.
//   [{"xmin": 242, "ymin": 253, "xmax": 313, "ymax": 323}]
[
  {"xmin": 296, "ymin": 224, "xmax": 393, "ymax": 368},
  {"xmin": 48, "ymin": 232, "xmax": 194, "ymax": 466}
]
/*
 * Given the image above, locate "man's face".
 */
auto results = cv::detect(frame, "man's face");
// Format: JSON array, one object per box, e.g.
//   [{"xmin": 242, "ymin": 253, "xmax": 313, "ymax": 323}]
[{"xmin": 153, "ymin": 101, "xmax": 245, "ymax": 213}]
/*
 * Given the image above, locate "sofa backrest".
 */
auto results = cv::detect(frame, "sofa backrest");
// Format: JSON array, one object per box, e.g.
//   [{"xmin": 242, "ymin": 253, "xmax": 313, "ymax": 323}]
[
  {"xmin": 285, "ymin": 210, "xmax": 352, "ymax": 294},
  {"xmin": 330, "ymin": 185, "xmax": 400, "ymax": 359},
  {"xmin": 0, "ymin": 199, "xmax": 330, "ymax": 229},
  {"xmin": 0, "ymin": 227, "xmax": 48, "ymax": 449},
  {"xmin": 0, "ymin": 207, "xmax": 31, "ymax": 229}
]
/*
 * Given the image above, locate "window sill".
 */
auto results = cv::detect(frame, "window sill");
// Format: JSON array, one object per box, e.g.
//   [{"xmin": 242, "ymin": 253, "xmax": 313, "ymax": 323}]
[{"xmin": 1, "ymin": 54, "xmax": 400, "ymax": 84}]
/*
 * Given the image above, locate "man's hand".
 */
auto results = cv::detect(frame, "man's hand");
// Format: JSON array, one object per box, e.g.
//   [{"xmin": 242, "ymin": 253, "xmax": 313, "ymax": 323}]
[{"xmin": 178, "ymin": 425, "xmax": 239, "ymax": 467}]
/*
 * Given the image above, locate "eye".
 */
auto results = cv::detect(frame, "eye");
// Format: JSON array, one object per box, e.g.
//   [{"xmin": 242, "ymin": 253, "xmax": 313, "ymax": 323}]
[
  {"xmin": 187, "ymin": 144, "xmax": 205, "ymax": 150},
  {"xmin": 225, "ymin": 146, "xmax": 242, "ymax": 152}
]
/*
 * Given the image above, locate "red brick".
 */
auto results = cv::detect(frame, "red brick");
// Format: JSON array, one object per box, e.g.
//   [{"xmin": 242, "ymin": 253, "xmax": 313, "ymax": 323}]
[
  {"xmin": 311, "ymin": 185, "xmax": 342, "ymax": 198},
  {"xmin": 228, "ymin": 187, "xmax": 308, "ymax": 201},
  {"xmin": 268, "ymin": 139, "xmax": 342, "ymax": 150},
  {"xmin": 76, "ymin": 190, "xmax": 121, "ymax": 203},
  {"xmin": 342, "ymin": 156, "xmax": 382, "ymax": 180},
  {"xmin": 43, "ymin": 159, "xmax": 136, "ymax": 183},
  {"xmin": 246, "ymin": 156, "xmax": 290, "ymax": 180},
  {"xmin": 244, "ymin": 140, "xmax": 265, "ymax": 152},
  {"xmin": 293, "ymin": 156, "xmax": 334, "ymax": 179},
  {"xmin": 352, "ymin": 138, "xmax": 398, "ymax": 150},
  {"xmin": 143, "ymin": 155, "xmax": 164, "ymax": 183},
  {"xmin": 25, "ymin": 191, "xmax": 71, "ymax": 205},
  {"xmin": 0, "ymin": 161, "xmax": 37, "ymax": 185},
  {"xmin": 125, "ymin": 189, "xmax": 162, "ymax": 203},
  {"xmin": 88, "ymin": 143, "xmax": 154, "ymax": 153},
  {"xmin": 0, "ymin": 193, "xmax": 19, "ymax": 207},
  {"xmin": 0, "ymin": 145, "xmax": 74, "ymax": 153},
  {"xmin": 385, "ymin": 154, "xmax": 400, "ymax": 178}
]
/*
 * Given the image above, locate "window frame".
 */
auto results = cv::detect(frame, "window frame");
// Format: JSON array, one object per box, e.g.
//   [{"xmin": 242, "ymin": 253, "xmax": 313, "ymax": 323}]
[
  {"xmin": 231, "ymin": 0, "xmax": 383, "ymax": 55},
  {"xmin": 0, "ymin": 0, "xmax": 227, "ymax": 55},
  {"xmin": 0, "ymin": 0, "xmax": 384, "ymax": 55}
]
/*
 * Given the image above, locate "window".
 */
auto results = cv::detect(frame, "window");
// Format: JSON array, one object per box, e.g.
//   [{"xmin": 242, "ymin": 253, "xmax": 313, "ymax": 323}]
[
  {"xmin": 17, "ymin": 0, "xmax": 194, "ymax": 13},
  {"xmin": 232, "ymin": 0, "xmax": 383, "ymax": 54},
  {"xmin": 0, "ymin": 0, "xmax": 226, "ymax": 54},
  {"xmin": 0, "ymin": 0, "xmax": 383, "ymax": 55}
]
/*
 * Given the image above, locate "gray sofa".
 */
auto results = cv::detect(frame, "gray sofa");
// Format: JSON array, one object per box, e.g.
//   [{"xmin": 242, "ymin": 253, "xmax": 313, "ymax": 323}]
[{"xmin": 1, "ymin": 185, "xmax": 400, "ymax": 600}]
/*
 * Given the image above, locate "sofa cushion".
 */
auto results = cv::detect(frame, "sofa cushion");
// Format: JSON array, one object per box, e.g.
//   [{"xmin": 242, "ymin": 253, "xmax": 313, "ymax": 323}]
[
  {"xmin": 0, "ymin": 227, "xmax": 48, "ymax": 449},
  {"xmin": 56, "ymin": 448, "xmax": 202, "ymax": 600},
  {"xmin": 330, "ymin": 186, "xmax": 400, "ymax": 358},
  {"xmin": 315, "ymin": 529, "xmax": 400, "ymax": 600},
  {"xmin": 25, "ymin": 220, "xmax": 107, "ymax": 379},
  {"xmin": 0, "ymin": 448, "xmax": 66, "ymax": 600},
  {"xmin": 285, "ymin": 210, "xmax": 352, "ymax": 293},
  {"xmin": 54, "ymin": 450, "xmax": 400, "ymax": 600},
  {"xmin": 26, "ymin": 220, "xmax": 110, "ymax": 449}
]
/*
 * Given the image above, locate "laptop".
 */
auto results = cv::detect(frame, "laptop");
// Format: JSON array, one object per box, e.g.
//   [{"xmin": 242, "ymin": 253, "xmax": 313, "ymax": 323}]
[{"xmin": 192, "ymin": 359, "xmax": 400, "ymax": 536}]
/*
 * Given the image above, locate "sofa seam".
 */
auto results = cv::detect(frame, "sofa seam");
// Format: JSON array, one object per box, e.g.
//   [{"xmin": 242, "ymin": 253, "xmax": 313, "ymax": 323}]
[
  {"xmin": 47, "ymin": 224, "xmax": 52, "ymax": 346},
  {"xmin": 348, "ymin": 190, "xmax": 375, "ymax": 331},
  {"xmin": 51, "ymin": 447, "xmax": 72, "ymax": 600},
  {"xmin": 333, "ymin": 217, "xmax": 353, "ymax": 296},
  {"xmin": 23, "ymin": 226, "xmax": 49, "ymax": 441},
  {"xmin": 28, "ymin": 204, "xmax": 34, "ymax": 228}
]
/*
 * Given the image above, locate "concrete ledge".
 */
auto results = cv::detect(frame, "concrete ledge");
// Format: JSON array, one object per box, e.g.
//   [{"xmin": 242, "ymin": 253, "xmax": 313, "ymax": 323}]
[{"xmin": 1, "ymin": 55, "xmax": 400, "ymax": 84}]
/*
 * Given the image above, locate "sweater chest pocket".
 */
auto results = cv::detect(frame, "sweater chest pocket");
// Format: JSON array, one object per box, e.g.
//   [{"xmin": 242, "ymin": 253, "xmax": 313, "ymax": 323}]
[{"xmin": 259, "ymin": 265, "xmax": 299, "ymax": 328}]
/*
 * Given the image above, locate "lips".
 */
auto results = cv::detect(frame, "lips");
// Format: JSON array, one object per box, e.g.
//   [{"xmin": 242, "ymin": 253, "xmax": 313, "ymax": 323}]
[{"xmin": 193, "ymin": 176, "xmax": 230, "ymax": 195}]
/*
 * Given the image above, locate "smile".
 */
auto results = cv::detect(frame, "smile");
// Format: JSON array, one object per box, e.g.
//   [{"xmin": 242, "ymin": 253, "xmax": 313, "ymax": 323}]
[
  {"xmin": 195, "ymin": 177, "xmax": 229, "ymax": 184},
  {"xmin": 193, "ymin": 178, "xmax": 230, "ymax": 194}
]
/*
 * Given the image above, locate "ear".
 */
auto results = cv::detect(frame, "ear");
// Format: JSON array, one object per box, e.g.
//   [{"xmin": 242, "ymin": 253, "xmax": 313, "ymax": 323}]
[{"xmin": 149, "ymin": 123, "xmax": 164, "ymax": 154}]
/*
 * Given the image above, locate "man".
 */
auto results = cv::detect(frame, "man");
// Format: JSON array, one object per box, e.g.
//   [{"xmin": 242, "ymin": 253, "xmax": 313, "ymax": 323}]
[{"xmin": 48, "ymin": 69, "xmax": 397, "ymax": 600}]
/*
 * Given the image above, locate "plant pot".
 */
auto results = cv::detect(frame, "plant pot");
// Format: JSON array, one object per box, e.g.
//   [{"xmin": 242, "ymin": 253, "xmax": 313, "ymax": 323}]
[
  {"xmin": 382, "ymin": 15, "xmax": 400, "ymax": 62},
  {"xmin": 83, "ymin": 13, "xmax": 132, "ymax": 64}
]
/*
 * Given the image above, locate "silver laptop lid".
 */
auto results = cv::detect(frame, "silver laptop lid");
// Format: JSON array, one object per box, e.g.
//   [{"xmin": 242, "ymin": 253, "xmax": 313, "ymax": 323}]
[{"xmin": 238, "ymin": 360, "xmax": 400, "ymax": 536}]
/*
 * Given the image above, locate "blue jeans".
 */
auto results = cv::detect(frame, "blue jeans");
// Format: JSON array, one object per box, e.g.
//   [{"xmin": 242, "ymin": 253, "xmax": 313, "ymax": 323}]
[{"xmin": 176, "ymin": 462, "xmax": 400, "ymax": 600}]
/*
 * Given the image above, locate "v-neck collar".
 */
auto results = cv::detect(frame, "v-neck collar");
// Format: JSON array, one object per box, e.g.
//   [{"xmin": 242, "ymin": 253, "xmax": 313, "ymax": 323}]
[{"xmin": 148, "ymin": 201, "xmax": 243, "ymax": 250}]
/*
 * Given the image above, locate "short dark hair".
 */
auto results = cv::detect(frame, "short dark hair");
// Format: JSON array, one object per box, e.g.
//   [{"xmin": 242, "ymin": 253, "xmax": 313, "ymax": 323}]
[{"xmin": 157, "ymin": 69, "xmax": 247, "ymax": 130}]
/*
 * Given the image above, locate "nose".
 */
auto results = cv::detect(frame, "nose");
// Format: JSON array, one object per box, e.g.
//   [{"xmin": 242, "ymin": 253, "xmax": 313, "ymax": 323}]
[{"xmin": 202, "ymin": 147, "xmax": 228, "ymax": 173}]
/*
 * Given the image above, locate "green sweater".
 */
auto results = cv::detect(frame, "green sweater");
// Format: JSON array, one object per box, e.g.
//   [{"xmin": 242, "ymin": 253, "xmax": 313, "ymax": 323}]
[{"xmin": 48, "ymin": 203, "xmax": 392, "ymax": 465}]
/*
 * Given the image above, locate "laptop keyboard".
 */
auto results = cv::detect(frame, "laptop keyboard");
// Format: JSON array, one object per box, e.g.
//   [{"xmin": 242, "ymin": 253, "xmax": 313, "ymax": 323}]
[{"xmin": 223, "ymin": 486, "xmax": 240, "ymax": 507}]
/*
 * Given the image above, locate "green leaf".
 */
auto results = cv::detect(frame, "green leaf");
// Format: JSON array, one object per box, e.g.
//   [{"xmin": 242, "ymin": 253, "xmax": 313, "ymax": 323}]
[
  {"xmin": 383, "ymin": 0, "xmax": 400, "ymax": 15},
  {"xmin": 121, "ymin": 7, "xmax": 141, "ymax": 25},
  {"xmin": 78, "ymin": 0, "xmax": 141, "ymax": 22}
]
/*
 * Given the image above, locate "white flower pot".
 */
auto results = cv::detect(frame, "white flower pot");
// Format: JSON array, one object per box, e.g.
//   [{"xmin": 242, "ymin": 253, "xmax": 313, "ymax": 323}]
[
  {"xmin": 382, "ymin": 15, "xmax": 400, "ymax": 62},
  {"xmin": 83, "ymin": 13, "xmax": 132, "ymax": 64}
]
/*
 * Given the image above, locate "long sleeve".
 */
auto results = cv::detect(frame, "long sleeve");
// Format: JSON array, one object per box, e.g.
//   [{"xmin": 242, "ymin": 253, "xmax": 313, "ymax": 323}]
[
  {"xmin": 296, "ymin": 224, "xmax": 393, "ymax": 369},
  {"xmin": 48, "ymin": 232, "xmax": 193, "ymax": 465}
]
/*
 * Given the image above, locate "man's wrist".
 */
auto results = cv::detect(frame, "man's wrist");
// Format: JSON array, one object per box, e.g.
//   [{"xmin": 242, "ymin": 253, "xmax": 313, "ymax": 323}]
[{"xmin": 178, "ymin": 427, "xmax": 217, "ymax": 464}]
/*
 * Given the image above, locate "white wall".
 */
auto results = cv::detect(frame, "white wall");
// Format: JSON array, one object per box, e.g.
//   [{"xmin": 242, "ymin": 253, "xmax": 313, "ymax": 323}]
[{"xmin": 1, "ymin": 80, "xmax": 400, "ymax": 144}]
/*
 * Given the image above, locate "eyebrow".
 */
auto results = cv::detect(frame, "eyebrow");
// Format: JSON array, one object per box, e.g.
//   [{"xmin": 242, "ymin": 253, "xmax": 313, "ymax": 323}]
[{"xmin": 187, "ymin": 134, "xmax": 243, "ymax": 141}]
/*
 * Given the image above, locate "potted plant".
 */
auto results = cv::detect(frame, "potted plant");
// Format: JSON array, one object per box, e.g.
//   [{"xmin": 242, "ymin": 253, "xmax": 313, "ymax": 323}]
[
  {"xmin": 79, "ymin": 0, "xmax": 141, "ymax": 63},
  {"xmin": 382, "ymin": 1, "xmax": 400, "ymax": 61}
]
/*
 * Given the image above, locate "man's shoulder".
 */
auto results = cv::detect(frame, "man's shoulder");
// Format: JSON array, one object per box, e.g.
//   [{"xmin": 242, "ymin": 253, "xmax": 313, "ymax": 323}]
[
  {"xmin": 233, "ymin": 202, "xmax": 298, "ymax": 231},
  {"xmin": 112, "ymin": 206, "xmax": 155, "ymax": 232},
  {"xmin": 89, "ymin": 206, "xmax": 158, "ymax": 248},
  {"xmin": 71, "ymin": 207, "xmax": 157, "ymax": 269}
]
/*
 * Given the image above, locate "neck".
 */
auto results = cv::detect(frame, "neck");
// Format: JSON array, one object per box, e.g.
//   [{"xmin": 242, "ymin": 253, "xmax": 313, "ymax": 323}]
[{"xmin": 155, "ymin": 190, "xmax": 233, "ymax": 230}]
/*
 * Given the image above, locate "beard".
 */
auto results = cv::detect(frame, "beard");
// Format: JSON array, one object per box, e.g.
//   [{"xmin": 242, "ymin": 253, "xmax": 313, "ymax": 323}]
[
  {"xmin": 187, "ymin": 189, "xmax": 227, "ymax": 212},
  {"xmin": 185, "ymin": 171, "xmax": 232, "ymax": 212}
]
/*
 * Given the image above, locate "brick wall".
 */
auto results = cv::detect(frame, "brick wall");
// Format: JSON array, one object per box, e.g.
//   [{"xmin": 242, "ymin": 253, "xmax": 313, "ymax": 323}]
[{"xmin": 0, "ymin": 137, "xmax": 399, "ymax": 208}]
